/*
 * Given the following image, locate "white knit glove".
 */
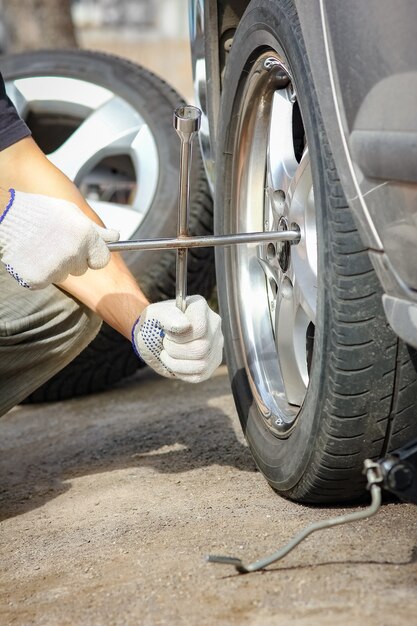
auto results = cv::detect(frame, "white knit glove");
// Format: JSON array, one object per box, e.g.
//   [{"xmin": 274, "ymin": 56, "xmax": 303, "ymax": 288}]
[
  {"xmin": 132, "ymin": 295, "xmax": 223, "ymax": 383},
  {"xmin": 0, "ymin": 188, "xmax": 119, "ymax": 289}
]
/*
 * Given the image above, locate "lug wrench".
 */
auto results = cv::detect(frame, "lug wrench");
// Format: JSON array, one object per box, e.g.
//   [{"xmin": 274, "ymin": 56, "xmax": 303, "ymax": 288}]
[
  {"xmin": 108, "ymin": 105, "xmax": 301, "ymax": 303},
  {"xmin": 173, "ymin": 105, "xmax": 201, "ymax": 312}
]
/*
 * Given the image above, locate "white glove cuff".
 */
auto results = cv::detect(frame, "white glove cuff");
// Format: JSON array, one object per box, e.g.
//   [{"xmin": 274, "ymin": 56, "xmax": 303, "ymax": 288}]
[
  {"xmin": 0, "ymin": 188, "xmax": 15, "ymax": 228},
  {"xmin": 0, "ymin": 189, "xmax": 31, "ymax": 288}
]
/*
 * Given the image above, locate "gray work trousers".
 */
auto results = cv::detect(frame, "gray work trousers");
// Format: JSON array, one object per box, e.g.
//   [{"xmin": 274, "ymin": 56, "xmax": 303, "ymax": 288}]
[{"xmin": 0, "ymin": 264, "xmax": 101, "ymax": 416}]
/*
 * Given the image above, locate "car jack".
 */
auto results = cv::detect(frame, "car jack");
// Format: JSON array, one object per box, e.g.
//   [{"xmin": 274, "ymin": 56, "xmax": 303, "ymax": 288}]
[{"xmin": 207, "ymin": 438, "xmax": 417, "ymax": 574}]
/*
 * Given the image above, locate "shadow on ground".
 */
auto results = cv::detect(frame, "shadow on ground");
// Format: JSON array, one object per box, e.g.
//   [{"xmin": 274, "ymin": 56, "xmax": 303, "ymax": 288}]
[{"xmin": 0, "ymin": 367, "xmax": 256, "ymax": 521}]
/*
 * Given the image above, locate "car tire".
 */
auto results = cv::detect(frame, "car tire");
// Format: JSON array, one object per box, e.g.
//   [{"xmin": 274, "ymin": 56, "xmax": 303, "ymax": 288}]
[
  {"xmin": 2, "ymin": 49, "xmax": 215, "ymax": 401},
  {"xmin": 215, "ymin": 0, "xmax": 417, "ymax": 502}
]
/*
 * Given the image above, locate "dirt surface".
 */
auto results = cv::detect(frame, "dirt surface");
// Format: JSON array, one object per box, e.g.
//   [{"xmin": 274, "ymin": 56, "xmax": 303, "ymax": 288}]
[{"xmin": 1, "ymin": 366, "xmax": 416, "ymax": 625}]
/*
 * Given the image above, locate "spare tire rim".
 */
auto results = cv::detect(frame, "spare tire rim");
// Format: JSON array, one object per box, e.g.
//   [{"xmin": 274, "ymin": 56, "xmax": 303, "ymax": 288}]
[
  {"xmin": 6, "ymin": 76, "xmax": 159, "ymax": 240},
  {"xmin": 231, "ymin": 50, "xmax": 317, "ymax": 436}
]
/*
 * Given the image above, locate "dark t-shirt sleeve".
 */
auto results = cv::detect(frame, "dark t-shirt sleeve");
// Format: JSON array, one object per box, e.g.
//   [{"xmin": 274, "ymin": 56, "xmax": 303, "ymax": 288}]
[{"xmin": 0, "ymin": 71, "xmax": 31, "ymax": 150}]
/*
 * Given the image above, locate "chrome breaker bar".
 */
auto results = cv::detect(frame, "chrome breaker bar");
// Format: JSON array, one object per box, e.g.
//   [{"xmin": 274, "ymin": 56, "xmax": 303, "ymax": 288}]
[{"xmin": 107, "ymin": 230, "xmax": 300, "ymax": 252}]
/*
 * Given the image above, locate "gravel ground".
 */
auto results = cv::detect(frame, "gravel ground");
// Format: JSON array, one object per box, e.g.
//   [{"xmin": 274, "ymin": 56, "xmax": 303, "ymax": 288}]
[{"xmin": 1, "ymin": 366, "xmax": 416, "ymax": 626}]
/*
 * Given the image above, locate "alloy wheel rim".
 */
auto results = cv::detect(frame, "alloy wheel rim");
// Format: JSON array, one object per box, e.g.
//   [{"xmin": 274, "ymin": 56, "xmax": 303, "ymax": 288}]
[
  {"xmin": 231, "ymin": 50, "xmax": 317, "ymax": 436},
  {"xmin": 6, "ymin": 75, "xmax": 159, "ymax": 240}
]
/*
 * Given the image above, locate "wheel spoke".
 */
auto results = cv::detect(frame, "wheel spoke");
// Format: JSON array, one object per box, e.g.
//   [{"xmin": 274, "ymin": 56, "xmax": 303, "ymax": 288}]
[
  {"xmin": 286, "ymin": 146, "xmax": 310, "ymax": 207},
  {"xmin": 88, "ymin": 199, "xmax": 145, "ymax": 240},
  {"xmin": 5, "ymin": 82, "xmax": 27, "ymax": 117},
  {"xmin": 267, "ymin": 89, "xmax": 298, "ymax": 195},
  {"xmin": 275, "ymin": 278, "xmax": 308, "ymax": 406},
  {"xmin": 11, "ymin": 76, "xmax": 113, "ymax": 111},
  {"xmin": 128, "ymin": 124, "xmax": 159, "ymax": 213},
  {"xmin": 258, "ymin": 255, "xmax": 280, "ymax": 287},
  {"xmin": 292, "ymin": 274, "xmax": 316, "ymax": 326},
  {"xmin": 287, "ymin": 150, "xmax": 317, "ymax": 323},
  {"xmin": 48, "ymin": 96, "xmax": 144, "ymax": 182},
  {"xmin": 257, "ymin": 241, "xmax": 281, "ymax": 318}
]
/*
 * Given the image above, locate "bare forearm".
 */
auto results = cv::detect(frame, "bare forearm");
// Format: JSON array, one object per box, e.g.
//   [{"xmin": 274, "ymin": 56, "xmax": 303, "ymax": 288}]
[
  {"xmin": 61, "ymin": 261, "xmax": 149, "ymax": 340},
  {"xmin": 0, "ymin": 137, "xmax": 150, "ymax": 338}
]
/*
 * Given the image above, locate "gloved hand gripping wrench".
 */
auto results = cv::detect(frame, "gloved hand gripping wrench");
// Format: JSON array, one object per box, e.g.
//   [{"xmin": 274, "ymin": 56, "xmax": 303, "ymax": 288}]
[{"xmin": 108, "ymin": 105, "xmax": 301, "ymax": 309}]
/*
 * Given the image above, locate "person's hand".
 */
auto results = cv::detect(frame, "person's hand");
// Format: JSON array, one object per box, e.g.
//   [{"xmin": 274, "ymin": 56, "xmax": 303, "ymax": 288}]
[
  {"xmin": 132, "ymin": 295, "xmax": 223, "ymax": 383},
  {"xmin": 0, "ymin": 188, "xmax": 119, "ymax": 289}
]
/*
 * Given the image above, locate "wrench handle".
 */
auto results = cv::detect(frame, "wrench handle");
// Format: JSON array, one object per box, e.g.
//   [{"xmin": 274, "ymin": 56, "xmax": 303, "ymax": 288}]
[
  {"xmin": 173, "ymin": 105, "xmax": 201, "ymax": 313},
  {"xmin": 176, "ymin": 137, "xmax": 192, "ymax": 312}
]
